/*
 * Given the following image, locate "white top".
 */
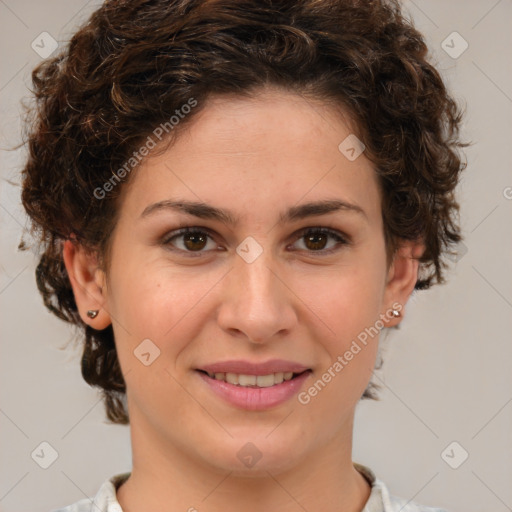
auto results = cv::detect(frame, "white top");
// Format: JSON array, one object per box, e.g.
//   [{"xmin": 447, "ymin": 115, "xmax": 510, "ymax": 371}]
[{"xmin": 50, "ymin": 463, "xmax": 449, "ymax": 512}]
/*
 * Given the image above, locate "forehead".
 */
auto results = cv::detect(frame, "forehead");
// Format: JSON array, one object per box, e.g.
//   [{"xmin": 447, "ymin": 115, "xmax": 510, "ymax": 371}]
[{"xmin": 118, "ymin": 88, "xmax": 382, "ymax": 226}]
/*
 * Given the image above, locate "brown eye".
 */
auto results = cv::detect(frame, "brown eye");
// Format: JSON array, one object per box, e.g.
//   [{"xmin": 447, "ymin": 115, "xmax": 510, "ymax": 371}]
[
  {"xmin": 304, "ymin": 231, "xmax": 329, "ymax": 251},
  {"xmin": 182, "ymin": 231, "xmax": 208, "ymax": 251},
  {"xmin": 292, "ymin": 228, "xmax": 349, "ymax": 254},
  {"xmin": 163, "ymin": 228, "xmax": 217, "ymax": 254}
]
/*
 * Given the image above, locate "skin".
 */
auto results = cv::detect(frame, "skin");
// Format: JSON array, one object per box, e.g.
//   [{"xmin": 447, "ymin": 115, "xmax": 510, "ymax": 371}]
[{"xmin": 63, "ymin": 86, "xmax": 424, "ymax": 512}]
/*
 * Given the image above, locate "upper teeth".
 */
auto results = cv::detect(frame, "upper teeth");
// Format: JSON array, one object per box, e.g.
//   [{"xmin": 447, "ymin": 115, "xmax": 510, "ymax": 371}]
[{"xmin": 208, "ymin": 372, "xmax": 295, "ymax": 387}]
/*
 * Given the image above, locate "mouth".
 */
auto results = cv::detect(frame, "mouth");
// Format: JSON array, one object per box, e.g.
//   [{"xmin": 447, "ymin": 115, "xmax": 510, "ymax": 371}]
[
  {"xmin": 195, "ymin": 369, "xmax": 312, "ymax": 388},
  {"xmin": 195, "ymin": 366, "xmax": 313, "ymax": 411},
  {"xmin": 194, "ymin": 359, "xmax": 313, "ymax": 410}
]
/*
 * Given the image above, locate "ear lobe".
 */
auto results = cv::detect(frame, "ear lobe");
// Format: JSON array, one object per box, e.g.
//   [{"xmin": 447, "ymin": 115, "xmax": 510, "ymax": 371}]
[
  {"xmin": 382, "ymin": 240, "xmax": 425, "ymax": 327},
  {"xmin": 62, "ymin": 239, "xmax": 111, "ymax": 329}
]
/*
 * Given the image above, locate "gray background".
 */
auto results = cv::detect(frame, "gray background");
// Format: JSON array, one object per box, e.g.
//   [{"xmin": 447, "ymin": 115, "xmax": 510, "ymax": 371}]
[{"xmin": 1, "ymin": 1, "xmax": 511, "ymax": 511}]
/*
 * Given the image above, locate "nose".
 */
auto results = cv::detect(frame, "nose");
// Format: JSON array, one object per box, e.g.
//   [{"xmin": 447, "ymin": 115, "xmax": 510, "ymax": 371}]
[{"xmin": 216, "ymin": 246, "xmax": 297, "ymax": 344}]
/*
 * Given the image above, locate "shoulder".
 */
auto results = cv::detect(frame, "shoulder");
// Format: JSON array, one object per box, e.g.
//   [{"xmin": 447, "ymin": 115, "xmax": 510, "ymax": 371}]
[
  {"xmin": 376, "ymin": 478, "xmax": 450, "ymax": 512},
  {"xmin": 48, "ymin": 472, "xmax": 129, "ymax": 512},
  {"xmin": 389, "ymin": 495, "xmax": 448, "ymax": 512},
  {"xmin": 387, "ymin": 491, "xmax": 450, "ymax": 512},
  {"xmin": 48, "ymin": 497, "xmax": 96, "ymax": 512},
  {"xmin": 354, "ymin": 462, "xmax": 450, "ymax": 512}
]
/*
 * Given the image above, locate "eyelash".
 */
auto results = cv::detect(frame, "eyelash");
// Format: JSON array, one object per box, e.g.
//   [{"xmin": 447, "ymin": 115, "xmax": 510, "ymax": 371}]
[{"xmin": 160, "ymin": 226, "xmax": 350, "ymax": 257}]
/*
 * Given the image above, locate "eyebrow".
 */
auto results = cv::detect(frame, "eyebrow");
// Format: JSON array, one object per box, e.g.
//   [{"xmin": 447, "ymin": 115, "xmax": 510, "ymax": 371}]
[{"xmin": 140, "ymin": 198, "xmax": 368, "ymax": 224}]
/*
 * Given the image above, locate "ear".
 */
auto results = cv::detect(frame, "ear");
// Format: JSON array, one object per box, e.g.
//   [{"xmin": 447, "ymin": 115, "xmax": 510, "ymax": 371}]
[
  {"xmin": 381, "ymin": 239, "xmax": 425, "ymax": 327},
  {"xmin": 62, "ymin": 239, "xmax": 112, "ymax": 329}
]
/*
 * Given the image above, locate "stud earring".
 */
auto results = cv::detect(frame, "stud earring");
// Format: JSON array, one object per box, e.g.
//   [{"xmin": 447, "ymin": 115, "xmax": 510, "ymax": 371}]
[
  {"xmin": 390, "ymin": 309, "xmax": 401, "ymax": 318},
  {"xmin": 87, "ymin": 309, "xmax": 99, "ymax": 319}
]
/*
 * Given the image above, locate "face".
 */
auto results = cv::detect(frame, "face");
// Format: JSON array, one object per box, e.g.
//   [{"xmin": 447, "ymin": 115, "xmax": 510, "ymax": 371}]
[{"xmin": 67, "ymin": 87, "xmax": 419, "ymax": 477}]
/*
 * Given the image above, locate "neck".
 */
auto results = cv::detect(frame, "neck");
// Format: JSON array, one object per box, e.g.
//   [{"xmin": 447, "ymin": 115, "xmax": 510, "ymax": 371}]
[{"xmin": 116, "ymin": 411, "xmax": 371, "ymax": 512}]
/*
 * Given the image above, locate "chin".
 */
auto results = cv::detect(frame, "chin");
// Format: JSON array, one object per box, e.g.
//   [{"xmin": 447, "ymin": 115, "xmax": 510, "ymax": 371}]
[{"xmin": 203, "ymin": 434, "xmax": 307, "ymax": 477}]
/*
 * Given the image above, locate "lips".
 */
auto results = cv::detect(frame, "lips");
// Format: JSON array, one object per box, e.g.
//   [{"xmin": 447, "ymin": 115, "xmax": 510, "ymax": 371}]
[
  {"xmin": 197, "ymin": 359, "xmax": 311, "ymax": 375},
  {"xmin": 194, "ymin": 359, "xmax": 312, "ymax": 409},
  {"xmin": 196, "ymin": 366, "xmax": 312, "ymax": 410}
]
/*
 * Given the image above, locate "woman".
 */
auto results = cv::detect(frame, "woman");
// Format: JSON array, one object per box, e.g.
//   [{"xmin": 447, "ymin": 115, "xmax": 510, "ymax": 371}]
[{"xmin": 20, "ymin": 0, "xmax": 466, "ymax": 510}]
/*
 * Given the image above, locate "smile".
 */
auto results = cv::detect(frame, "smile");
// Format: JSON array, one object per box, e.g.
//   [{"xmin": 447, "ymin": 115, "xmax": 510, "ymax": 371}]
[
  {"xmin": 196, "ymin": 369, "xmax": 312, "ymax": 410},
  {"xmin": 199, "ymin": 370, "xmax": 306, "ymax": 388}
]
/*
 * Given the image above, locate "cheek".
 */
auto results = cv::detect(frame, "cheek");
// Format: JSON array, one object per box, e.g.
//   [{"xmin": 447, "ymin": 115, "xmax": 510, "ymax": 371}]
[
  {"xmin": 306, "ymin": 257, "xmax": 386, "ymax": 342},
  {"xmin": 301, "ymin": 272, "xmax": 382, "ymax": 411},
  {"xmin": 107, "ymin": 253, "xmax": 220, "ymax": 365},
  {"xmin": 106, "ymin": 267, "xmax": 202, "ymax": 409},
  {"xmin": 297, "ymin": 248, "xmax": 385, "ymax": 394}
]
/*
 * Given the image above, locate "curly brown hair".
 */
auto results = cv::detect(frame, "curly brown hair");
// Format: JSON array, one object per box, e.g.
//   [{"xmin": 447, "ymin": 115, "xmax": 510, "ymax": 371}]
[{"xmin": 19, "ymin": 0, "xmax": 467, "ymax": 425}]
